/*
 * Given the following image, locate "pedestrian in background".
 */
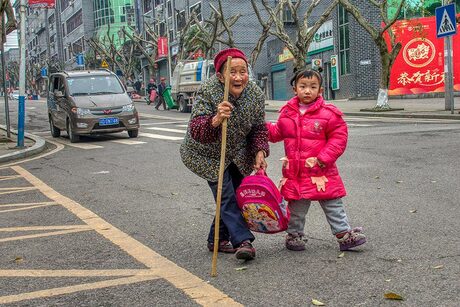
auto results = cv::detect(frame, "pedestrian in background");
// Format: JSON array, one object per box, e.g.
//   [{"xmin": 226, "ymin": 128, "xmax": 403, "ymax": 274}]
[
  {"xmin": 266, "ymin": 68, "xmax": 367, "ymax": 252},
  {"xmin": 146, "ymin": 78, "xmax": 157, "ymax": 105},
  {"xmin": 155, "ymin": 77, "xmax": 168, "ymax": 110},
  {"xmin": 180, "ymin": 48, "xmax": 269, "ymax": 260}
]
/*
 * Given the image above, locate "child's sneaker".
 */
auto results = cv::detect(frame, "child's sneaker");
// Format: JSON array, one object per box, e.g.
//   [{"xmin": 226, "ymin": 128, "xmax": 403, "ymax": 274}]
[
  {"xmin": 235, "ymin": 241, "xmax": 256, "ymax": 260},
  {"xmin": 285, "ymin": 233, "xmax": 306, "ymax": 251},
  {"xmin": 207, "ymin": 240, "xmax": 236, "ymax": 253},
  {"xmin": 337, "ymin": 227, "xmax": 367, "ymax": 251}
]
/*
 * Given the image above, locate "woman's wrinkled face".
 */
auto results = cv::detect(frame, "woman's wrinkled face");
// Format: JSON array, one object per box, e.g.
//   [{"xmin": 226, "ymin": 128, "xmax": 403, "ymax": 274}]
[{"xmin": 218, "ymin": 58, "xmax": 249, "ymax": 98}]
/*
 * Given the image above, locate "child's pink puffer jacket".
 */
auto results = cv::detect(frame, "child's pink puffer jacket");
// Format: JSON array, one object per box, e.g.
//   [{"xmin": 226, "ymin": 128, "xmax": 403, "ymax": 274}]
[{"xmin": 267, "ymin": 96, "xmax": 347, "ymax": 201}]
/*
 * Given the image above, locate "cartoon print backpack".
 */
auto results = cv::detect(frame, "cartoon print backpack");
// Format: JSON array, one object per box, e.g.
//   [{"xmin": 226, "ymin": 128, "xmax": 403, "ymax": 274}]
[{"xmin": 236, "ymin": 169, "xmax": 290, "ymax": 234}]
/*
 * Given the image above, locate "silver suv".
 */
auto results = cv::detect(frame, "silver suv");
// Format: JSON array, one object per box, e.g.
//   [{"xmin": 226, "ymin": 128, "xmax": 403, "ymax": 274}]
[{"xmin": 47, "ymin": 70, "xmax": 139, "ymax": 142}]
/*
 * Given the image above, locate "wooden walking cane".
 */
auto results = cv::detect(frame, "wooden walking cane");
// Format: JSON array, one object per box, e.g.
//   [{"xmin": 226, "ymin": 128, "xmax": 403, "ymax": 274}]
[{"xmin": 211, "ymin": 56, "xmax": 232, "ymax": 277}]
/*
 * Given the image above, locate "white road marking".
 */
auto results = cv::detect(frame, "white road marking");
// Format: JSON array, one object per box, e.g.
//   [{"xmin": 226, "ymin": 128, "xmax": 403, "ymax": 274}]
[
  {"xmin": 145, "ymin": 127, "xmax": 186, "ymax": 133},
  {"xmin": 139, "ymin": 132, "xmax": 183, "ymax": 141},
  {"xmin": 47, "ymin": 138, "xmax": 103, "ymax": 149},
  {"xmin": 141, "ymin": 121, "xmax": 188, "ymax": 126},
  {"xmin": 110, "ymin": 140, "xmax": 147, "ymax": 145}
]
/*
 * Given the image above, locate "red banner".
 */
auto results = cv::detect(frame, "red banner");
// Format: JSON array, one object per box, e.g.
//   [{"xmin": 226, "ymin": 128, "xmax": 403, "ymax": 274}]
[
  {"xmin": 28, "ymin": 0, "xmax": 55, "ymax": 8},
  {"xmin": 157, "ymin": 37, "xmax": 168, "ymax": 58},
  {"xmin": 387, "ymin": 15, "xmax": 460, "ymax": 95}
]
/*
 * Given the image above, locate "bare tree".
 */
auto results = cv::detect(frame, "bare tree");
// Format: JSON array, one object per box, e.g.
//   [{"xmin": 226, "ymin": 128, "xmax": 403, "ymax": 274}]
[
  {"xmin": 87, "ymin": 24, "xmax": 140, "ymax": 81},
  {"xmin": 252, "ymin": 0, "xmax": 339, "ymax": 73},
  {"xmin": 338, "ymin": 0, "xmax": 406, "ymax": 109},
  {"xmin": 0, "ymin": 0, "xmax": 17, "ymax": 44},
  {"xmin": 182, "ymin": 0, "xmax": 241, "ymax": 58},
  {"xmin": 122, "ymin": 23, "xmax": 158, "ymax": 77}
]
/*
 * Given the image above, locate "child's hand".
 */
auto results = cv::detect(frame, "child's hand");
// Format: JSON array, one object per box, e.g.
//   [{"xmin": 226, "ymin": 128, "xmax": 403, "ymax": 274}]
[
  {"xmin": 306, "ymin": 157, "xmax": 325, "ymax": 168},
  {"xmin": 311, "ymin": 176, "xmax": 328, "ymax": 192},
  {"xmin": 306, "ymin": 157, "xmax": 317, "ymax": 168}
]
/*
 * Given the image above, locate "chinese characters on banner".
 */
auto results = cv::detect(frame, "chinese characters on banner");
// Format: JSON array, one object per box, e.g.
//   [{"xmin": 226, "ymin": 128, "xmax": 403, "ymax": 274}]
[
  {"xmin": 386, "ymin": 15, "xmax": 459, "ymax": 95},
  {"xmin": 28, "ymin": 0, "xmax": 55, "ymax": 8},
  {"xmin": 157, "ymin": 37, "xmax": 168, "ymax": 58}
]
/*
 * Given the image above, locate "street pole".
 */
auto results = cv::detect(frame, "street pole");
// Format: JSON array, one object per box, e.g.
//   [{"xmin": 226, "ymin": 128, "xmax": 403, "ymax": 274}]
[
  {"xmin": 444, "ymin": 34, "xmax": 454, "ymax": 114},
  {"xmin": 44, "ymin": 7, "xmax": 50, "ymax": 99},
  {"xmin": 17, "ymin": 0, "xmax": 27, "ymax": 147},
  {"xmin": 1, "ymin": 11, "xmax": 11, "ymax": 138},
  {"xmin": 164, "ymin": 0, "xmax": 172, "ymax": 85}
]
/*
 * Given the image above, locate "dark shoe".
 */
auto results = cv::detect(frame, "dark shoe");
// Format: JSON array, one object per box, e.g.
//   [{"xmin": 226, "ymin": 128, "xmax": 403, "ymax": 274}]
[
  {"xmin": 235, "ymin": 241, "xmax": 255, "ymax": 260},
  {"xmin": 285, "ymin": 233, "xmax": 306, "ymax": 251},
  {"xmin": 207, "ymin": 240, "xmax": 236, "ymax": 253},
  {"xmin": 337, "ymin": 227, "xmax": 367, "ymax": 251}
]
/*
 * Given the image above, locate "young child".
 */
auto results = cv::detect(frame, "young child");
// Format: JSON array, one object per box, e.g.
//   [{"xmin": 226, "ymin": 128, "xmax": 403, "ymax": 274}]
[{"xmin": 266, "ymin": 69, "xmax": 366, "ymax": 252}]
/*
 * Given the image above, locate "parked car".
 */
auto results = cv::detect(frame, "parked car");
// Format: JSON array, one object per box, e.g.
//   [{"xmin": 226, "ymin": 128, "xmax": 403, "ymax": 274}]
[
  {"xmin": 9, "ymin": 90, "xmax": 27, "ymax": 100},
  {"xmin": 47, "ymin": 70, "xmax": 139, "ymax": 143}
]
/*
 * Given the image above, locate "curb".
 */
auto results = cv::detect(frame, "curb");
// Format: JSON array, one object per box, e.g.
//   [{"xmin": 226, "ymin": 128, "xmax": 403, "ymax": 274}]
[
  {"xmin": 0, "ymin": 125, "xmax": 47, "ymax": 163},
  {"xmin": 265, "ymin": 107, "xmax": 460, "ymax": 120}
]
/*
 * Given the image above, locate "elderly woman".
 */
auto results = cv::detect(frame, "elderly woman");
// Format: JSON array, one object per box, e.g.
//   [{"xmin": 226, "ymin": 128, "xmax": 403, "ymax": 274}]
[{"xmin": 180, "ymin": 48, "xmax": 269, "ymax": 260}]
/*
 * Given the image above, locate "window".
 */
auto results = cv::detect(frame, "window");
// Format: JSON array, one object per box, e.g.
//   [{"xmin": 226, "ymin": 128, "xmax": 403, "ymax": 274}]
[
  {"xmin": 66, "ymin": 9, "xmax": 83, "ymax": 34},
  {"xmin": 143, "ymin": 0, "xmax": 152, "ymax": 13},
  {"xmin": 282, "ymin": 1, "xmax": 296, "ymax": 23},
  {"xmin": 189, "ymin": 2, "xmax": 202, "ymax": 22},
  {"xmin": 338, "ymin": 5, "xmax": 350, "ymax": 75},
  {"xmin": 176, "ymin": 10, "xmax": 185, "ymax": 30}
]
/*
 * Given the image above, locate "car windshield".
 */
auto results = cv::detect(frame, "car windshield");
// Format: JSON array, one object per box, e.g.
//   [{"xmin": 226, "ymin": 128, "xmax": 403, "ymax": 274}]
[{"xmin": 67, "ymin": 75, "xmax": 124, "ymax": 96}]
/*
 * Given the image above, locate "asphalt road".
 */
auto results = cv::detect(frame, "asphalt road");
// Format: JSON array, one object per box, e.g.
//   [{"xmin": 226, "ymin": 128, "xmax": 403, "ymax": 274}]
[{"xmin": 0, "ymin": 99, "xmax": 459, "ymax": 306}]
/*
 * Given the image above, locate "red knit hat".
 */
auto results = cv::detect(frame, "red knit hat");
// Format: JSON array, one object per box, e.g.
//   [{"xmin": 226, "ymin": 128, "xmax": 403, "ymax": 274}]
[{"xmin": 214, "ymin": 48, "xmax": 248, "ymax": 73}]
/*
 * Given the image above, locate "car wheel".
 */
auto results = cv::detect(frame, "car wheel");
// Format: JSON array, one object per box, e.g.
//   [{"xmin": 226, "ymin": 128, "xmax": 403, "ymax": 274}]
[
  {"xmin": 128, "ymin": 129, "xmax": 139, "ymax": 138},
  {"xmin": 49, "ymin": 116, "xmax": 61, "ymax": 138},
  {"xmin": 66, "ymin": 118, "xmax": 80, "ymax": 143},
  {"xmin": 178, "ymin": 96, "xmax": 189, "ymax": 113}
]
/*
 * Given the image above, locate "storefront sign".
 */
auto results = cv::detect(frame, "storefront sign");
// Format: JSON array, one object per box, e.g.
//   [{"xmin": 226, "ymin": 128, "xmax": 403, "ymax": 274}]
[
  {"xmin": 157, "ymin": 37, "xmax": 168, "ymax": 58},
  {"xmin": 28, "ymin": 0, "xmax": 55, "ymax": 8},
  {"xmin": 278, "ymin": 47, "xmax": 294, "ymax": 63},
  {"xmin": 312, "ymin": 59, "xmax": 322, "ymax": 70},
  {"xmin": 330, "ymin": 55, "xmax": 339, "ymax": 90},
  {"xmin": 308, "ymin": 20, "xmax": 333, "ymax": 54},
  {"xmin": 386, "ymin": 15, "xmax": 460, "ymax": 95}
]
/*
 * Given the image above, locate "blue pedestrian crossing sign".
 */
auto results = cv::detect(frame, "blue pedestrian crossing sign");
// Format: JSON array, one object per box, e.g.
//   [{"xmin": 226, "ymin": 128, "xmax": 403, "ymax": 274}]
[{"xmin": 436, "ymin": 3, "xmax": 457, "ymax": 38}]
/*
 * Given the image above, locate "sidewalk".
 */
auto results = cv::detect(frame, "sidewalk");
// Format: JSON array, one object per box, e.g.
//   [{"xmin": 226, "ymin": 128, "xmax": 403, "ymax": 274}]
[
  {"xmin": 1, "ymin": 96, "xmax": 459, "ymax": 164},
  {"xmin": 265, "ymin": 97, "xmax": 460, "ymax": 120},
  {"xmin": 0, "ymin": 125, "xmax": 46, "ymax": 164}
]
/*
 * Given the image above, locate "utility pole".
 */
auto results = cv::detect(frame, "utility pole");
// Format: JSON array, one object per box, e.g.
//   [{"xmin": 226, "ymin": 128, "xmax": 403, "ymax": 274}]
[
  {"xmin": 44, "ymin": 7, "xmax": 50, "ymax": 99},
  {"xmin": 17, "ymin": 0, "xmax": 27, "ymax": 147},
  {"xmin": 1, "ymin": 10, "xmax": 11, "ymax": 138},
  {"xmin": 164, "ymin": 0, "xmax": 172, "ymax": 85}
]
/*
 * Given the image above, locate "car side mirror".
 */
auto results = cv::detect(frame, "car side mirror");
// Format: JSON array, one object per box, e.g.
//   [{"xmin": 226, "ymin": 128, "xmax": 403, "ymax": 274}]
[{"xmin": 54, "ymin": 90, "xmax": 64, "ymax": 98}]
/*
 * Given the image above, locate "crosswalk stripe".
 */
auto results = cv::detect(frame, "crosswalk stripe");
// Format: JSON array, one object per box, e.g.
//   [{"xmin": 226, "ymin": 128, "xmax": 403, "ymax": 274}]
[
  {"xmin": 139, "ymin": 132, "xmax": 183, "ymax": 141},
  {"xmin": 47, "ymin": 138, "xmax": 103, "ymax": 149},
  {"xmin": 146, "ymin": 127, "xmax": 186, "ymax": 133},
  {"xmin": 176, "ymin": 124, "xmax": 188, "ymax": 128},
  {"xmin": 111, "ymin": 140, "xmax": 147, "ymax": 145}
]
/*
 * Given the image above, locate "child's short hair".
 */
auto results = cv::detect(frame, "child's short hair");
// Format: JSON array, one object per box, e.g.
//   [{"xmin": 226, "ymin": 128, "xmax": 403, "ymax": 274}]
[{"xmin": 290, "ymin": 69, "xmax": 323, "ymax": 87}]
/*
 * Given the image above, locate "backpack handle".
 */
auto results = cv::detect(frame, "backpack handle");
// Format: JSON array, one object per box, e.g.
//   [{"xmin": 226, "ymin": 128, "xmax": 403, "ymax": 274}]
[{"xmin": 255, "ymin": 168, "xmax": 267, "ymax": 176}]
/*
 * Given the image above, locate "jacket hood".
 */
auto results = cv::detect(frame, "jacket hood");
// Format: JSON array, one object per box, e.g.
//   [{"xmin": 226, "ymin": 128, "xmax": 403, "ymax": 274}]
[{"xmin": 72, "ymin": 93, "xmax": 131, "ymax": 108}]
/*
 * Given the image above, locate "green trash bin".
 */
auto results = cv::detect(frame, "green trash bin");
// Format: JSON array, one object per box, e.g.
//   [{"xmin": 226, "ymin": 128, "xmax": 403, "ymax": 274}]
[{"xmin": 162, "ymin": 86, "xmax": 177, "ymax": 110}]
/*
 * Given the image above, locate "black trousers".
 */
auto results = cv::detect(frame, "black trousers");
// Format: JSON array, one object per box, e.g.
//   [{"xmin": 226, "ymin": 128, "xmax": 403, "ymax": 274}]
[{"xmin": 207, "ymin": 163, "xmax": 254, "ymax": 247}]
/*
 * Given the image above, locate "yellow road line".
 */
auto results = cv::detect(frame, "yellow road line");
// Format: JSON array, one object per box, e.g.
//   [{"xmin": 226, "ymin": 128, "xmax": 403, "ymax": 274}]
[
  {"xmin": 0, "ymin": 201, "xmax": 57, "ymax": 208},
  {"xmin": 0, "ymin": 203, "xmax": 59, "ymax": 213},
  {"xmin": 0, "ymin": 175, "xmax": 22, "ymax": 181},
  {"xmin": 0, "ymin": 225, "xmax": 89, "ymax": 232},
  {"xmin": 0, "ymin": 275, "xmax": 161, "ymax": 304},
  {"xmin": 0, "ymin": 187, "xmax": 37, "ymax": 195},
  {"xmin": 12, "ymin": 165, "xmax": 241, "ymax": 306},
  {"xmin": 0, "ymin": 228, "xmax": 92, "ymax": 243},
  {"xmin": 0, "ymin": 269, "xmax": 156, "ymax": 277}
]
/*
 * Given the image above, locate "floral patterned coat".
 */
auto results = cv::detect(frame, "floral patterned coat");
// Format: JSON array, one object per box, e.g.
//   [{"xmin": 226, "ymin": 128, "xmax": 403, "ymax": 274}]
[{"xmin": 180, "ymin": 76, "xmax": 269, "ymax": 182}]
